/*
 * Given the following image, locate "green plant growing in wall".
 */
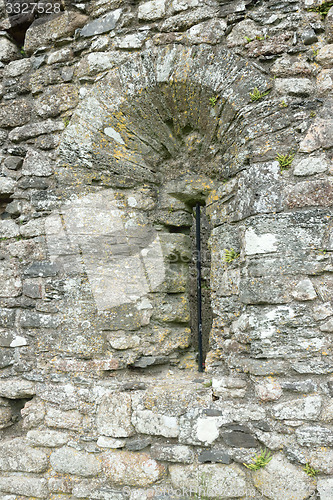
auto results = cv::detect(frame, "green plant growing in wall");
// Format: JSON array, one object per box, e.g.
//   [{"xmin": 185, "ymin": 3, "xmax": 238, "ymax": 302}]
[
  {"xmin": 244, "ymin": 449, "xmax": 272, "ymax": 470},
  {"xmin": 303, "ymin": 463, "xmax": 319, "ymax": 477},
  {"xmin": 276, "ymin": 152, "xmax": 294, "ymax": 170},
  {"xmin": 194, "ymin": 471, "xmax": 210, "ymax": 500},
  {"xmin": 244, "ymin": 36, "xmax": 254, "ymax": 43},
  {"xmin": 249, "ymin": 87, "xmax": 270, "ymax": 101},
  {"xmin": 209, "ymin": 96, "xmax": 219, "ymax": 107},
  {"xmin": 307, "ymin": 1, "xmax": 333, "ymax": 17},
  {"xmin": 223, "ymin": 248, "xmax": 240, "ymax": 263}
]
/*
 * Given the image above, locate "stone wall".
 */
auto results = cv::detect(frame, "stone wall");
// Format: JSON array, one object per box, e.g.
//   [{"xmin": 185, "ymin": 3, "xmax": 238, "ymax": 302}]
[{"xmin": 0, "ymin": 0, "xmax": 333, "ymax": 498}]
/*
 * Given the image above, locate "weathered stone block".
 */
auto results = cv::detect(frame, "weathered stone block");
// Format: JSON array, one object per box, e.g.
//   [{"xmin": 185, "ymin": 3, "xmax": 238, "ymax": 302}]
[
  {"xmin": 299, "ymin": 118, "xmax": 333, "ymax": 153},
  {"xmin": 4, "ymin": 156, "xmax": 23, "ymax": 170},
  {"xmin": 22, "ymin": 149, "xmax": 53, "ymax": 177},
  {"xmin": 296, "ymin": 425, "xmax": 333, "ymax": 446},
  {"xmin": 222, "ymin": 426, "xmax": 259, "ymax": 448},
  {"xmin": 309, "ymin": 448, "xmax": 333, "ymax": 474},
  {"xmin": 0, "ymin": 379, "xmax": 35, "ymax": 398},
  {"xmin": 255, "ymin": 380, "xmax": 282, "ymax": 402},
  {"xmin": 0, "ymin": 36, "xmax": 20, "ymax": 62},
  {"xmin": 0, "ymin": 309, "xmax": 15, "ymax": 328},
  {"xmin": 0, "ymin": 438, "xmax": 48, "ymax": 472},
  {"xmin": 152, "ymin": 294, "xmax": 190, "ymax": 323},
  {"xmin": 318, "ymin": 478, "xmax": 333, "ymax": 500},
  {"xmin": 9, "ymin": 119, "xmax": 65, "ymax": 142},
  {"xmin": 275, "ymin": 78, "xmax": 314, "ymax": 96},
  {"xmin": 0, "ymin": 262, "xmax": 21, "ymax": 298},
  {"xmin": 320, "ymin": 318, "xmax": 333, "ymax": 332},
  {"xmin": 0, "ymin": 404, "xmax": 12, "ymax": 428},
  {"xmin": 227, "ymin": 19, "xmax": 262, "ymax": 46},
  {"xmin": 36, "ymin": 84, "xmax": 79, "ymax": 118},
  {"xmin": 80, "ymin": 9, "xmax": 122, "ymax": 37},
  {"xmin": 97, "ymin": 393, "xmax": 134, "ymax": 438},
  {"xmin": 272, "ymin": 395, "xmax": 322, "ymax": 420},
  {"xmin": 5, "ymin": 59, "xmax": 31, "ymax": 77},
  {"xmin": 316, "ymin": 44, "xmax": 333, "ymax": 68},
  {"xmin": 317, "ymin": 69, "xmax": 333, "ymax": 94},
  {"xmin": 50, "ymin": 447, "xmax": 102, "ymax": 477},
  {"xmin": 0, "ymin": 330, "xmax": 26, "ymax": 348},
  {"xmin": 293, "ymin": 155, "xmax": 328, "ymax": 176},
  {"xmin": 19, "ymin": 311, "xmax": 60, "ymax": 329},
  {"xmin": 27, "ymin": 430, "xmax": 69, "ymax": 447},
  {"xmin": 239, "ymin": 277, "xmax": 290, "ymax": 304},
  {"xmin": 198, "ymin": 449, "xmax": 232, "ymax": 464},
  {"xmin": 212, "ymin": 377, "xmax": 247, "ymax": 399},
  {"xmin": 0, "ymin": 476, "xmax": 48, "ymax": 498},
  {"xmin": 169, "ymin": 463, "xmax": 247, "ymax": 498},
  {"xmin": 47, "ymin": 47, "xmax": 73, "ymax": 65},
  {"xmin": 179, "ymin": 412, "xmax": 222, "ymax": 446},
  {"xmin": 138, "ymin": 0, "xmax": 166, "ymax": 20},
  {"xmin": 0, "ymin": 101, "xmax": 31, "ymax": 128},
  {"xmin": 21, "ymin": 400, "xmax": 45, "ymax": 430},
  {"xmin": 116, "ymin": 33, "xmax": 146, "ymax": 49},
  {"xmin": 76, "ymin": 51, "xmax": 122, "ymax": 77},
  {"xmin": 24, "ymin": 12, "xmax": 89, "ymax": 55},
  {"xmin": 0, "ymin": 221, "xmax": 19, "ymax": 238},
  {"xmin": 97, "ymin": 436, "xmax": 126, "ymax": 449},
  {"xmin": 150, "ymin": 444, "xmax": 194, "ymax": 464},
  {"xmin": 228, "ymin": 162, "xmax": 283, "ymax": 221},
  {"xmin": 0, "ymin": 177, "xmax": 15, "ymax": 196},
  {"xmin": 132, "ymin": 409, "xmax": 179, "ymax": 437},
  {"xmin": 285, "ymin": 180, "xmax": 333, "ymax": 208},
  {"xmin": 45, "ymin": 408, "xmax": 82, "ymax": 430},
  {"xmin": 253, "ymin": 453, "xmax": 316, "ymax": 500},
  {"xmin": 291, "ymin": 279, "xmax": 317, "ymax": 301},
  {"xmin": 24, "ymin": 261, "xmax": 58, "ymax": 278},
  {"xmin": 102, "ymin": 451, "xmax": 166, "ymax": 486}
]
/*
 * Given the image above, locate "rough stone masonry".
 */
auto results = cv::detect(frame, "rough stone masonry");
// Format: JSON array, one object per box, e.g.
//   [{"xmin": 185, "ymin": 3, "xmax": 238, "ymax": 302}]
[{"xmin": 0, "ymin": 0, "xmax": 332, "ymax": 498}]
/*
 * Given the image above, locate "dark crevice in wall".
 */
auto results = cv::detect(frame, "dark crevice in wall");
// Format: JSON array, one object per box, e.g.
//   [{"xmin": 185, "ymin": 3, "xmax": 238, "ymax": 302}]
[
  {"xmin": 189, "ymin": 205, "xmax": 213, "ymax": 367},
  {"xmin": 0, "ymin": 195, "xmax": 13, "ymax": 217}
]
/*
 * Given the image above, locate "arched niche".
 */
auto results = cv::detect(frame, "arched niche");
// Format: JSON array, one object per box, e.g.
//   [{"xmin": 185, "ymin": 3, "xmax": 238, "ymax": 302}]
[{"xmin": 48, "ymin": 44, "xmax": 298, "ymax": 372}]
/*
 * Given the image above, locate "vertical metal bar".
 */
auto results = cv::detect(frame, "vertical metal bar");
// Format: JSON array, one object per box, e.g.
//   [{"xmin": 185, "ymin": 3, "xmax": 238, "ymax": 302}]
[{"xmin": 196, "ymin": 203, "xmax": 204, "ymax": 372}]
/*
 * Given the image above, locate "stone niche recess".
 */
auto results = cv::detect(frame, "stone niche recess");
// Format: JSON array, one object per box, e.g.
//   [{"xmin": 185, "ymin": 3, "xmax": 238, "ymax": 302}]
[{"xmin": 0, "ymin": 1, "xmax": 333, "ymax": 499}]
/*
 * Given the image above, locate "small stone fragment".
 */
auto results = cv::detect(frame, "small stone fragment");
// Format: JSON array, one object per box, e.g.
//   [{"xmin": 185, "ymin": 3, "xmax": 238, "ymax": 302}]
[
  {"xmin": 138, "ymin": 0, "xmax": 166, "ymax": 20},
  {"xmin": 80, "ymin": 9, "xmax": 122, "ymax": 37},
  {"xmin": 291, "ymin": 279, "xmax": 317, "ymax": 301},
  {"xmin": 256, "ymin": 380, "xmax": 283, "ymax": 402}
]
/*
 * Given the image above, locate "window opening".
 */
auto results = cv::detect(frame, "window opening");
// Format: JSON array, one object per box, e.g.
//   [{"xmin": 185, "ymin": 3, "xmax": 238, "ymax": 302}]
[{"xmin": 190, "ymin": 202, "xmax": 213, "ymax": 372}]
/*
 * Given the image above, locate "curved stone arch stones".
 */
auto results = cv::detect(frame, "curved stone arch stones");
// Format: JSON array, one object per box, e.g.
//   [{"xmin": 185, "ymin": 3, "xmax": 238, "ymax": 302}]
[{"xmin": 52, "ymin": 44, "xmax": 300, "ymax": 369}]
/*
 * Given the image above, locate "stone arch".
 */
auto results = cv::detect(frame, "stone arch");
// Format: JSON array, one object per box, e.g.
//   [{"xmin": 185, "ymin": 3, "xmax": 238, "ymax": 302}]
[{"xmin": 50, "ymin": 44, "xmax": 296, "ymax": 370}]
